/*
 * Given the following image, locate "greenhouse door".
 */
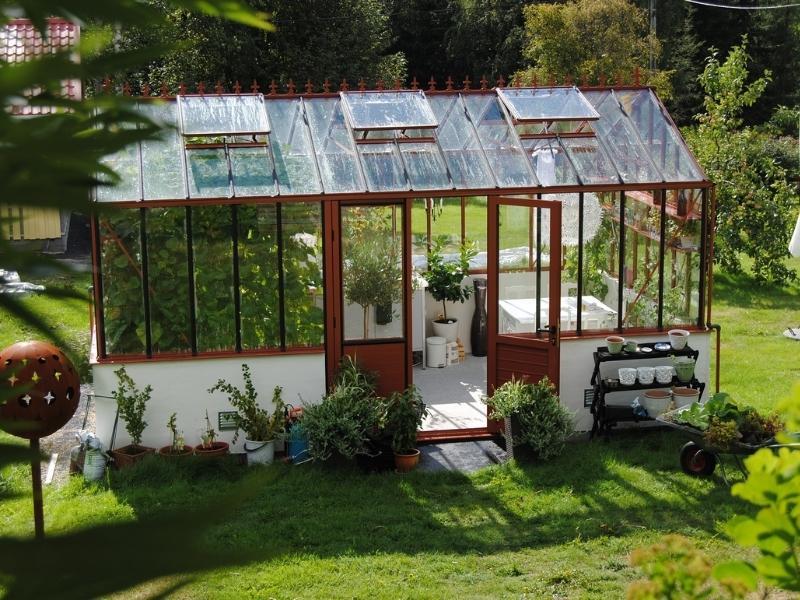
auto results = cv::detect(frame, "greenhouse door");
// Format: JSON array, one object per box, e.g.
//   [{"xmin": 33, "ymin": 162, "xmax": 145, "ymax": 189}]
[
  {"xmin": 324, "ymin": 200, "xmax": 411, "ymax": 397},
  {"xmin": 488, "ymin": 196, "xmax": 561, "ymax": 417}
]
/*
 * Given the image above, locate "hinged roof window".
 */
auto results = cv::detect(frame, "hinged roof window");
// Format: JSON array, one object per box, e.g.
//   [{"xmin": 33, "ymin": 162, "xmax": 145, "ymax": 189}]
[
  {"xmin": 340, "ymin": 90, "xmax": 438, "ymax": 131},
  {"xmin": 177, "ymin": 94, "xmax": 271, "ymax": 136},
  {"xmin": 498, "ymin": 87, "xmax": 599, "ymax": 123}
]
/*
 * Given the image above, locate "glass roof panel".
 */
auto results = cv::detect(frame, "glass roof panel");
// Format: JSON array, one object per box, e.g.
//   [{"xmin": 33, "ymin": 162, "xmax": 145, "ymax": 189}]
[
  {"xmin": 138, "ymin": 102, "xmax": 187, "ymax": 200},
  {"xmin": 305, "ymin": 97, "xmax": 365, "ymax": 193},
  {"xmin": 522, "ymin": 138, "xmax": 580, "ymax": 186},
  {"xmin": 265, "ymin": 99, "xmax": 322, "ymax": 195},
  {"xmin": 96, "ymin": 144, "xmax": 140, "ymax": 201},
  {"xmin": 497, "ymin": 87, "xmax": 599, "ymax": 122},
  {"xmin": 614, "ymin": 89, "xmax": 703, "ymax": 182},
  {"xmin": 178, "ymin": 94, "xmax": 270, "ymax": 136},
  {"xmin": 357, "ymin": 142, "xmax": 409, "ymax": 192},
  {"xmin": 583, "ymin": 90, "xmax": 663, "ymax": 184},
  {"xmin": 428, "ymin": 94, "xmax": 495, "ymax": 189},
  {"xmin": 186, "ymin": 148, "xmax": 230, "ymax": 198},
  {"xmin": 560, "ymin": 137, "xmax": 620, "ymax": 185},
  {"xmin": 341, "ymin": 90, "xmax": 437, "ymax": 130},
  {"xmin": 399, "ymin": 142, "xmax": 451, "ymax": 191},
  {"xmin": 464, "ymin": 95, "xmax": 537, "ymax": 187},
  {"xmin": 230, "ymin": 146, "xmax": 277, "ymax": 197}
]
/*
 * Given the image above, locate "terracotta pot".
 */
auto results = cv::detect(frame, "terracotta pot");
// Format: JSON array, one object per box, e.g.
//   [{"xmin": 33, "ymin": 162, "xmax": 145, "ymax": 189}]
[
  {"xmin": 158, "ymin": 445, "xmax": 194, "ymax": 458},
  {"xmin": 194, "ymin": 441, "xmax": 230, "ymax": 458},
  {"xmin": 394, "ymin": 448, "xmax": 421, "ymax": 473},
  {"xmin": 672, "ymin": 387, "xmax": 700, "ymax": 408},
  {"xmin": 110, "ymin": 444, "xmax": 155, "ymax": 469}
]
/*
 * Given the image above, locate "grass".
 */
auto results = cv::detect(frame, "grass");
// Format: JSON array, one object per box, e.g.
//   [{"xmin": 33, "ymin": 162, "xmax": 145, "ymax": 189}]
[{"xmin": 1, "ymin": 256, "xmax": 799, "ymax": 597}]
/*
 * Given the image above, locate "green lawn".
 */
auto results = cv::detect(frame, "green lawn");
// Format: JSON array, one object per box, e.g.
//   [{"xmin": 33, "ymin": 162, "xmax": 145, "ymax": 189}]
[{"xmin": 1, "ymin": 259, "xmax": 799, "ymax": 597}]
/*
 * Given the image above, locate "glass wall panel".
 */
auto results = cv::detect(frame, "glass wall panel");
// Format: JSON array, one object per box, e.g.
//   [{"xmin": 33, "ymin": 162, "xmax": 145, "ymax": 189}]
[
  {"xmin": 96, "ymin": 144, "xmax": 140, "ymax": 202},
  {"xmin": 357, "ymin": 143, "xmax": 409, "ymax": 192},
  {"xmin": 341, "ymin": 204, "xmax": 404, "ymax": 340},
  {"xmin": 192, "ymin": 206, "xmax": 236, "ymax": 352},
  {"xmin": 621, "ymin": 191, "xmax": 662, "ymax": 329},
  {"xmin": 411, "ymin": 198, "xmax": 429, "ymax": 272},
  {"xmin": 145, "ymin": 208, "xmax": 191, "ymax": 354},
  {"xmin": 428, "ymin": 95, "xmax": 495, "ymax": 189},
  {"xmin": 465, "ymin": 196, "xmax": 488, "ymax": 265},
  {"xmin": 281, "ymin": 202, "xmax": 324, "ymax": 347},
  {"xmin": 305, "ymin": 98, "xmax": 365, "ymax": 193},
  {"xmin": 230, "ymin": 146, "xmax": 277, "ymax": 197},
  {"xmin": 579, "ymin": 193, "xmax": 619, "ymax": 331},
  {"xmin": 497, "ymin": 87, "xmax": 599, "ymax": 121},
  {"xmin": 238, "ymin": 205, "xmax": 281, "ymax": 350},
  {"xmin": 139, "ymin": 102, "xmax": 186, "ymax": 200},
  {"xmin": 187, "ymin": 148, "xmax": 230, "ymax": 198},
  {"xmin": 399, "ymin": 142, "xmax": 451, "ymax": 190},
  {"xmin": 464, "ymin": 95, "xmax": 537, "ymax": 187},
  {"xmin": 663, "ymin": 189, "xmax": 702, "ymax": 326},
  {"xmin": 429, "ymin": 197, "xmax": 463, "ymax": 254},
  {"xmin": 99, "ymin": 210, "xmax": 145, "ymax": 355},
  {"xmin": 266, "ymin": 99, "xmax": 322, "ymax": 195}
]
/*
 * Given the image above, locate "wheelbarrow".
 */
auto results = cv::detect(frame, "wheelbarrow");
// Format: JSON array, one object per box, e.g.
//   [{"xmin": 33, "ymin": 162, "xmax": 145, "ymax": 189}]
[{"xmin": 656, "ymin": 409, "xmax": 800, "ymax": 486}]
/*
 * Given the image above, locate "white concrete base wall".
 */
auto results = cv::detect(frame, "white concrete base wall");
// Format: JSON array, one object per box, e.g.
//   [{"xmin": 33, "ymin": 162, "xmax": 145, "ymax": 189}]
[
  {"xmin": 92, "ymin": 353, "xmax": 326, "ymax": 453},
  {"xmin": 559, "ymin": 332, "xmax": 711, "ymax": 432}
]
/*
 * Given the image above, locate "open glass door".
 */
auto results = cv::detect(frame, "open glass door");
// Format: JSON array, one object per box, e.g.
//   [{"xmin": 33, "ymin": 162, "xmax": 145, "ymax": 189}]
[
  {"xmin": 324, "ymin": 200, "xmax": 411, "ymax": 397},
  {"xmin": 488, "ymin": 196, "xmax": 561, "ymax": 407}
]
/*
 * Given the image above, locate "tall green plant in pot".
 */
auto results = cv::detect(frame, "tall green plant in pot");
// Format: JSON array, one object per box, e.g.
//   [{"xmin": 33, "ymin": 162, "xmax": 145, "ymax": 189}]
[
  {"xmin": 385, "ymin": 385, "xmax": 428, "ymax": 472},
  {"xmin": 158, "ymin": 412, "xmax": 193, "ymax": 458},
  {"xmin": 109, "ymin": 366, "xmax": 155, "ymax": 469},
  {"xmin": 208, "ymin": 364, "xmax": 285, "ymax": 465},
  {"xmin": 426, "ymin": 238, "xmax": 477, "ymax": 342}
]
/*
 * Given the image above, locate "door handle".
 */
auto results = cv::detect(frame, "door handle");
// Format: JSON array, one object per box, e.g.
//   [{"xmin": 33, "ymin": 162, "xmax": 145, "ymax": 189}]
[{"xmin": 536, "ymin": 324, "xmax": 558, "ymax": 346}]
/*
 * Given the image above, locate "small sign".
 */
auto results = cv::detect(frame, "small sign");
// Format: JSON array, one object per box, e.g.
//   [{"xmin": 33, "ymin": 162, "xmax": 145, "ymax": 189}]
[{"xmin": 218, "ymin": 411, "xmax": 238, "ymax": 431}]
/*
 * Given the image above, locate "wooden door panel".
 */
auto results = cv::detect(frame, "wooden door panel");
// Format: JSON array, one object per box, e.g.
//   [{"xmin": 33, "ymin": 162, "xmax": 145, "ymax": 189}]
[{"xmin": 344, "ymin": 343, "xmax": 406, "ymax": 398}]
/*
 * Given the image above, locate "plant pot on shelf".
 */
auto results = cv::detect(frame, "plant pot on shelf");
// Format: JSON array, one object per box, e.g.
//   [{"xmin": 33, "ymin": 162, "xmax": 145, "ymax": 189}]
[
  {"xmin": 194, "ymin": 441, "xmax": 230, "ymax": 459},
  {"xmin": 394, "ymin": 448, "xmax": 421, "ymax": 473},
  {"xmin": 673, "ymin": 357, "xmax": 696, "ymax": 383},
  {"xmin": 432, "ymin": 318, "xmax": 458, "ymax": 343},
  {"xmin": 110, "ymin": 444, "xmax": 155, "ymax": 469},
  {"xmin": 158, "ymin": 445, "xmax": 194, "ymax": 458},
  {"xmin": 244, "ymin": 438, "xmax": 275, "ymax": 465}
]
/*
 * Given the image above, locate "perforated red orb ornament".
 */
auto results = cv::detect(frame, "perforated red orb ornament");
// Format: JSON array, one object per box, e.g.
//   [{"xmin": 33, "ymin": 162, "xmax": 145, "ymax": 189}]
[{"xmin": 0, "ymin": 341, "xmax": 80, "ymax": 439}]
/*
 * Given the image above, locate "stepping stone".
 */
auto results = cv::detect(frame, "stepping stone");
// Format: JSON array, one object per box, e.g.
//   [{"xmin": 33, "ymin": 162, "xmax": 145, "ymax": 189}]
[{"xmin": 419, "ymin": 440, "xmax": 508, "ymax": 473}]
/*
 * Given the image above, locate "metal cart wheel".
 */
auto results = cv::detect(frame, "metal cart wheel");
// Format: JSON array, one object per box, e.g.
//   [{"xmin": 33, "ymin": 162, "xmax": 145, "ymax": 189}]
[{"xmin": 680, "ymin": 442, "xmax": 717, "ymax": 476}]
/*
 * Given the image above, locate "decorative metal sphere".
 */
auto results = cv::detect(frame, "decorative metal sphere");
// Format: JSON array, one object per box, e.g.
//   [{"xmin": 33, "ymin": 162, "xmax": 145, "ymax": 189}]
[{"xmin": 0, "ymin": 341, "xmax": 80, "ymax": 439}]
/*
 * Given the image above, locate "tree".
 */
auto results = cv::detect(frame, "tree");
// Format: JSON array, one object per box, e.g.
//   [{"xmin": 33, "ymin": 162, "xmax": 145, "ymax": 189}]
[
  {"xmin": 106, "ymin": 0, "xmax": 406, "ymax": 91},
  {"xmin": 687, "ymin": 38, "xmax": 798, "ymax": 284},
  {"xmin": 516, "ymin": 0, "xmax": 669, "ymax": 95}
]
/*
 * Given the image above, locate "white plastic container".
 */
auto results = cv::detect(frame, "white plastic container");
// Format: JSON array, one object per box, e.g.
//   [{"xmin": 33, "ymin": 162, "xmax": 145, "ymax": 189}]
[
  {"xmin": 446, "ymin": 342, "xmax": 459, "ymax": 365},
  {"xmin": 245, "ymin": 439, "xmax": 275, "ymax": 465},
  {"xmin": 83, "ymin": 449, "xmax": 107, "ymax": 482},
  {"xmin": 636, "ymin": 366, "xmax": 655, "ymax": 385},
  {"xmin": 426, "ymin": 336, "xmax": 447, "ymax": 368},
  {"xmin": 655, "ymin": 365, "xmax": 673, "ymax": 384},
  {"xmin": 619, "ymin": 368, "xmax": 637, "ymax": 386},
  {"xmin": 668, "ymin": 329, "xmax": 690, "ymax": 350}
]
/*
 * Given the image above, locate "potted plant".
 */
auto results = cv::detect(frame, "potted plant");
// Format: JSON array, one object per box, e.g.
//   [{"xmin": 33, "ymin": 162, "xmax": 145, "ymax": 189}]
[
  {"xmin": 109, "ymin": 366, "xmax": 155, "ymax": 469},
  {"xmin": 208, "ymin": 364, "xmax": 285, "ymax": 465},
  {"xmin": 484, "ymin": 376, "xmax": 573, "ymax": 460},
  {"xmin": 195, "ymin": 410, "xmax": 230, "ymax": 458},
  {"xmin": 385, "ymin": 385, "xmax": 428, "ymax": 473},
  {"xmin": 158, "ymin": 412, "xmax": 193, "ymax": 458},
  {"xmin": 426, "ymin": 238, "xmax": 477, "ymax": 342}
]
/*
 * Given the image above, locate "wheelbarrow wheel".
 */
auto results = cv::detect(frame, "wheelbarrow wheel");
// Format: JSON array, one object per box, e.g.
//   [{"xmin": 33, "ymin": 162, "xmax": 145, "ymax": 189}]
[{"xmin": 680, "ymin": 442, "xmax": 717, "ymax": 476}]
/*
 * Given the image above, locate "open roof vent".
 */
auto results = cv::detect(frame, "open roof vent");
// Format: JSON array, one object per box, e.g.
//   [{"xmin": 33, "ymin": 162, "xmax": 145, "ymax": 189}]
[
  {"xmin": 177, "ymin": 94, "xmax": 271, "ymax": 136},
  {"xmin": 497, "ymin": 87, "xmax": 599, "ymax": 123},
  {"xmin": 340, "ymin": 90, "xmax": 438, "ymax": 131}
]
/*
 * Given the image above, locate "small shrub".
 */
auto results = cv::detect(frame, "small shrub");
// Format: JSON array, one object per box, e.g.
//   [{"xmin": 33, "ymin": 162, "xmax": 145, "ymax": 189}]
[
  {"xmin": 112, "ymin": 366, "xmax": 152, "ymax": 446},
  {"xmin": 385, "ymin": 385, "xmax": 427, "ymax": 453}
]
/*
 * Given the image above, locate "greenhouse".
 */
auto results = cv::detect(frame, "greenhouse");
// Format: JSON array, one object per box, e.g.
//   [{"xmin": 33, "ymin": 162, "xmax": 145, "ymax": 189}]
[{"xmin": 90, "ymin": 84, "xmax": 713, "ymax": 447}]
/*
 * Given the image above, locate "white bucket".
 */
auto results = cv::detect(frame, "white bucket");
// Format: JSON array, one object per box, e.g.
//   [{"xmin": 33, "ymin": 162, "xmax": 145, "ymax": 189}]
[
  {"xmin": 244, "ymin": 439, "xmax": 275, "ymax": 465},
  {"xmin": 83, "ymin": 449, "xmax": 107, "ymax": 482}
]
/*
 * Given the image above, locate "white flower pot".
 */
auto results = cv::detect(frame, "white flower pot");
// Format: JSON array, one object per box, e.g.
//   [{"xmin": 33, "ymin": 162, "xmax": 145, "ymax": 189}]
[
  {"xmin": 432, "ymin": 319, "xmax": 458, "ymax": 343},
  {"xmin": 244, "ymin": 439, "xmax": 275, "ymax": 465}
]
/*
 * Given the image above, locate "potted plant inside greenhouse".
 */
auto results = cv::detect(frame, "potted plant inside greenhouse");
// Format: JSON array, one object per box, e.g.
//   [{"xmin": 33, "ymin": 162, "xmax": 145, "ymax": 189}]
[
  {"xmin": 109, "ymin": 366, "xmax": 155, "ymax": 469},
  {"xmin": 343, "ymin": 214, "xmax": 403, "ymax": 338},
  {"xmin": 385, "ymin": 385, "xmax": 428, "ymax": 472},
  {"xmin": 426, "ymin": 238, "xmax": 477, "ymax": 342},
  {"xmin": 208, "ymin": 364, "xmax": 286, "ymax": 465},
  {"xmin": 158, "ymin": 412, "xmax": 193, "ymax": 458},
  {"xmin": 195, "ymin": 410, "xmax": 230, "ymax": 458}
]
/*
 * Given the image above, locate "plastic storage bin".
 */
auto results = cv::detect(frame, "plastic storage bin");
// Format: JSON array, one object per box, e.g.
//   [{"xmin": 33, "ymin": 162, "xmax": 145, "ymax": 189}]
[{"xmin": 426, "ymin": 336, "xmax": 447, "ymax": 368}]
